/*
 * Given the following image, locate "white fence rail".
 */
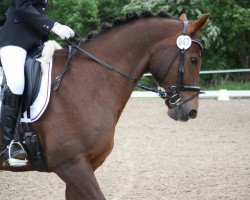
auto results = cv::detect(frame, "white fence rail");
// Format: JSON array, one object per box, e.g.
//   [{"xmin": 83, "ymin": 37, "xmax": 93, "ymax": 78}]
[
  {"xmin": 132, "ymin": 69, "xmax": 250, "ymax": 99},
  {"xmin": 131, "ymin": 90, "xmax": 250, "ymax": 99},
  {"xmin": 144, "ymin": 68, "xmax": 250, "ymax": 76}
]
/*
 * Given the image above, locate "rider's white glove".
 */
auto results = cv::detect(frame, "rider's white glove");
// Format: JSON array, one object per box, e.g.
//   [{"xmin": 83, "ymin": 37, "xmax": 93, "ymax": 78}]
[{"xmin": 51, "ymin": 22, "xmax": 75, "ymax": 39}]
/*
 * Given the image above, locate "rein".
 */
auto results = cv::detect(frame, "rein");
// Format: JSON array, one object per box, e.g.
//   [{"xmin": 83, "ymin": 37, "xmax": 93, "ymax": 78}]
[
  {"xmin": 53, "ymin": 23, "xmax": 203, "ymax": 108},
  {"xmin": 66, "ymin": 38, "xmax": 171, "ymax": 98},
  {"xmin": 52, "ymin": 33, "xmax": 172, "ymax": 100}
]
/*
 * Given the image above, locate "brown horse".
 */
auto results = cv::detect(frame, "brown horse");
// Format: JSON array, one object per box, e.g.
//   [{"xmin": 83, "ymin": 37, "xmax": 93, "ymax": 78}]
[{"xmin": 0, "ymin": 11, "xmax": 210, "ymax": 199}]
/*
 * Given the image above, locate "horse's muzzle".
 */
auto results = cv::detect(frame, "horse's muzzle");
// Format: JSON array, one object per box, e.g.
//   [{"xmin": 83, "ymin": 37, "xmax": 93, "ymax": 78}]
[{"xmin": 167, "ymin": 103, "xmax": 198, "ymax": 122}]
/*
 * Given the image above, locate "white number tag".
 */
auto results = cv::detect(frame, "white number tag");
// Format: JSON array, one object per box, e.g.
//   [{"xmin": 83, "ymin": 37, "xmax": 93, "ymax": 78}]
[{"xmin": 176, "ymin": 35, "xmax": 192, "ymax": 50}]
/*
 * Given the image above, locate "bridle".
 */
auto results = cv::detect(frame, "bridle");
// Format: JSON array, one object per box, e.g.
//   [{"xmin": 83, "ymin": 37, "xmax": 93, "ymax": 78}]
[
  {"xmin": 157, "ymin": 20, "xmax": 204, "ymax": 108},
  {"xmin": 52, "ymin": 21, "xmax": 204, "ymax": 108}
]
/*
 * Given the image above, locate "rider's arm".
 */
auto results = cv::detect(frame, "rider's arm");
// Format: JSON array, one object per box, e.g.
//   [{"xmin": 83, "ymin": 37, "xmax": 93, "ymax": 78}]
[
  {"xmin": 14, "ymin": 0, "xmax": 75, "ymax": 39},
  {"xmin": 14, "ymin": 0, "xmax": 55, "ymax": 34}
]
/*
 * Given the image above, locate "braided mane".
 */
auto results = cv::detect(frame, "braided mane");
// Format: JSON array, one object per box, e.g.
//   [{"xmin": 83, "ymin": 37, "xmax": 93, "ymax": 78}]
[{"xmin": 86, "ymin": 10, "xmax": 176, "ymax": 42}]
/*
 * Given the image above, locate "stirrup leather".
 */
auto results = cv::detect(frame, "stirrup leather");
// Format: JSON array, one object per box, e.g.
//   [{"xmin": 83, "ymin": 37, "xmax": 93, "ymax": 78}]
[{"xmin": 6, "ymin": 140, "xmax": 28, "ymax": 167}]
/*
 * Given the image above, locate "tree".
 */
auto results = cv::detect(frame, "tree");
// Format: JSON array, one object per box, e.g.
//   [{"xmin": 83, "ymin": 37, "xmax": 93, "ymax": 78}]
[
  {"xmin": 123, "ymin": 0, "xmax": 219, "ymax": 61},
  {"xmin": 0, "ymin": 1, "xmax": 8, "ymax": 21},
  {"xmin": 1, "ymin": 0, "xmax": 249, "ymax": 84},
  {"xmin": 48, "ymin": 0, "xmax": 99, "ymax": 36},
  {"xmin": 123, "ymin": 0, "xmax": 250, "ymax": 84},
  {"xmin": 208, "ymin": 0, "xmax": 250, "ymax": 68},
  {"xmin": 208, "ymin": 0, "xmax": 250, "ymax": 82},
  {"xmin": 98, "ymin": 0, "xmax": 131, "ymax": 22}
]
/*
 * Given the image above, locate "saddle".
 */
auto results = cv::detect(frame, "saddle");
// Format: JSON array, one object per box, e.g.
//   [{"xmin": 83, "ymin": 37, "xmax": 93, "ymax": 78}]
[{"xmin": 22, "ymin": 43, "xmax": 43, "ymax": 115}]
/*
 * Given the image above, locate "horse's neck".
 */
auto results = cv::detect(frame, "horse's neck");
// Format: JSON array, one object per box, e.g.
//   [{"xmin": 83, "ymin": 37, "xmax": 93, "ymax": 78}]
[
  {"xmin": 93, "ymin": 21, "xmax": 177, "ymax": 67},
  {"xmin": 86, "ymin": 18, "xmax": 179, "ymax": 71},
  {"xmin": 82, "ymin": 18, "xmax": 180, "ymax": 118}
]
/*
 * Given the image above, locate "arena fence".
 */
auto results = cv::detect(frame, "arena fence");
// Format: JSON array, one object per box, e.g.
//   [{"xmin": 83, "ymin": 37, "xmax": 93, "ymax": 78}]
[{"xmin": 132, "ymin": 69, "xmax": 250, "ymax": 99}]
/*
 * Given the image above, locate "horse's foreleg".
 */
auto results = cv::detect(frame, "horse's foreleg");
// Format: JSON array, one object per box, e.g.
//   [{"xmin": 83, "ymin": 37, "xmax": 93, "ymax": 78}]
[
  {"xmin": 65, "ymin": 184, "xmax": 82, "ymax": 200},
  {"xmin": 55, "ymin": 156, "xmax": 105, "ymax": 200}
]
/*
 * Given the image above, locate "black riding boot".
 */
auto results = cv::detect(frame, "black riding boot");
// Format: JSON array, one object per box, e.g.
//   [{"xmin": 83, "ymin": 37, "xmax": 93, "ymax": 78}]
[{"xmin": 1, "ymin": 86, "xmax": 27, "ymax": 165}]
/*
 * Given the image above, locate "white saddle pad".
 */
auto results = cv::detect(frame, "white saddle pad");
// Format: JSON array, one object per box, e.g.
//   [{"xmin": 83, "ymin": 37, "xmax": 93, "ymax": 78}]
[
  {"xmin": 21, "ymin": 59, "xmax": 53, "ymax": 123},
  {"xmin": 0, "ymin": 40, "xmax": 62, "ymax": 123}
]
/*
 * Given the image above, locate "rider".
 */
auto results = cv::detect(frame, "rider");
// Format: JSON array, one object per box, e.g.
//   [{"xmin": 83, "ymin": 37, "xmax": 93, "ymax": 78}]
[{"xmin": 0, "ymin": 0, "xmax": 75, "ymax": 167}]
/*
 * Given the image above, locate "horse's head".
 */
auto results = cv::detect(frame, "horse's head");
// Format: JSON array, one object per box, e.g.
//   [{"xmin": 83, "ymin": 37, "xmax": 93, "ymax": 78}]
[{"xmin": 149, "ymin": 13, "xmax": 210, "ymax": 121}]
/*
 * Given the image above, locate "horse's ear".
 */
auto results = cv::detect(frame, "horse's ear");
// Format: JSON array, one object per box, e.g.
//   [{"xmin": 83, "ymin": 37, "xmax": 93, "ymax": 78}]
[
  {"xmin": 188, "ymin": 13, "xmax": 211, "ymax": 35},
  {"xmin": 179, "ymin": 13, "xmax": 188, "ymax": 21}
]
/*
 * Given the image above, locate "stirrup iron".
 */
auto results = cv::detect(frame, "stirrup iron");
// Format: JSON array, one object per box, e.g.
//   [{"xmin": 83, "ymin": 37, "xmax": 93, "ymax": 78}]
[{"xmin": 6, "ymin": 140, "xmax": 28, "ymax": 167}]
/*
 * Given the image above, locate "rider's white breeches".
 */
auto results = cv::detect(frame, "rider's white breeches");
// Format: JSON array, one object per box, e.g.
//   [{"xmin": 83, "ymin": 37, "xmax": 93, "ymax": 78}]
[{"xmin": 0, "ymin": 46, "xmax": 27, "ymax": 95}]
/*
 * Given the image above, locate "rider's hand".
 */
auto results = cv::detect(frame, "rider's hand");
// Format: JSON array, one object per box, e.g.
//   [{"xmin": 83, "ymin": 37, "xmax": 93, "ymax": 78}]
[{"xmin": 51, "ymin": 22, "xmax": 75, "ymax": 39}]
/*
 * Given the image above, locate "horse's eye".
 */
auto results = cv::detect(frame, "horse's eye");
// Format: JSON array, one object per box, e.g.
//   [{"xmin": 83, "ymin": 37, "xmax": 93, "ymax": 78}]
[{"xmin": 190, "ymin": 57, "xmax": 199, "ymax": 65}]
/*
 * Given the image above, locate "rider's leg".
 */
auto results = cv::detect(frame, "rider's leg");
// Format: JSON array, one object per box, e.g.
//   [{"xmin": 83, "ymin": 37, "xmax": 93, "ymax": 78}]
[{"xmin": 0, "ymin": 46, "xmax": 27, "ymax": 165}]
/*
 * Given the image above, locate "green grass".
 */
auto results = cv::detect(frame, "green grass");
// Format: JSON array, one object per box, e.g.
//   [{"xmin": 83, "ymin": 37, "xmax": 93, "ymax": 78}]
[{"xmin": 202, "ymin": 82, "xmax": 250, "ymax": 90}]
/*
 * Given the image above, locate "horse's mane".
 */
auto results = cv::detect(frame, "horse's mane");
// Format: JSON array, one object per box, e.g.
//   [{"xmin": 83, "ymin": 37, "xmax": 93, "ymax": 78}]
[{"xmin": 85, "ymin": 10, "xmax": 177, "ymax": 42}]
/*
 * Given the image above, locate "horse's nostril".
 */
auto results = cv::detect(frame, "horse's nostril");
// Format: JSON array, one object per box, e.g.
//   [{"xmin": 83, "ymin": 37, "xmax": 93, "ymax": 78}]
[{"xmin": 189, "ymin": 110, "xmax": 197, "ymax": 119}]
